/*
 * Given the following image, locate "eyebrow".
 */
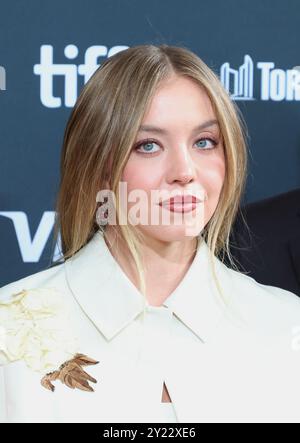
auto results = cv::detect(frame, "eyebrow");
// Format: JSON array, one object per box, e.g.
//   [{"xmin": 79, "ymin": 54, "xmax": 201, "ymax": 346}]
[{"xmin": 138, "ymin": 119, "xmax": 220, "ymax": 134}]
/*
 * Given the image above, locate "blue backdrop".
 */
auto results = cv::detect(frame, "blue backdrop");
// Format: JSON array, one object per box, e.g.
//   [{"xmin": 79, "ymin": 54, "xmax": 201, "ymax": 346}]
[{"xmin": 1, "ymin": 0, "xmax": 300, "ymax": 286}]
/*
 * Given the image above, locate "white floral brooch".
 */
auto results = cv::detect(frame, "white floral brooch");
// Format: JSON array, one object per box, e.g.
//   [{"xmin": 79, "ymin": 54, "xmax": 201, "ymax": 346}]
[{"xmin": 0, "ymin": 287, "xmax": 99, "ymax": 392}]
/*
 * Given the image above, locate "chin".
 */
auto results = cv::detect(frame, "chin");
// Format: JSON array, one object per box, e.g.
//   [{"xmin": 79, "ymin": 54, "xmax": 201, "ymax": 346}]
[{"xmin": 138, "ymin": 225, "xmax": 202, "ymax": 243}]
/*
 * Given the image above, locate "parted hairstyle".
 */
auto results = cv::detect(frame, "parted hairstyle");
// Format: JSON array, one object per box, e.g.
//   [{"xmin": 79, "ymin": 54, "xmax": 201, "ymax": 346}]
[{"xmin": 50, "ymin": 44, "xmax": 249, "ymax": 304}]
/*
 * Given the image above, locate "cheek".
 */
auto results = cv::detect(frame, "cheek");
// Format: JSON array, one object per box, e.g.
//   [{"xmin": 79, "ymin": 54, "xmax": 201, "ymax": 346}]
[
  {"xmin": 198, "ymin": 154, "xmax": 225, "ymax": 224},
  {"xmin": 199, "ymin": 152, "xmax": 226, "ymax": 197},
  {"xmin": 121, "ymin": 157, "xmax": 162, "ymax": 194}
]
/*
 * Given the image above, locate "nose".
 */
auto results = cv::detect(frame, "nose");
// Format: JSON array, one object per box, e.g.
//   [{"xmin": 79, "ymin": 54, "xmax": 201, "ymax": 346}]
[{"xmin": 166, "ymin": 145, "xmax": 197, "ymax": 184}]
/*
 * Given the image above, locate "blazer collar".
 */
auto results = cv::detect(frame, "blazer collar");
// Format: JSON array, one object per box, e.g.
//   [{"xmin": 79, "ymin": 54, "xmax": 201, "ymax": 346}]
[{"xmin": 64, "ymin": 230, "xmax": 228, "ymax": 342}]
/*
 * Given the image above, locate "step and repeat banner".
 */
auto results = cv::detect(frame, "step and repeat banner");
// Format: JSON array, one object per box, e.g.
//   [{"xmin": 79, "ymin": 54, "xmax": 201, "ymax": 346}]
[{"xmin": 0, "ymin": 0, "xmax": 300, "ymax": 286}]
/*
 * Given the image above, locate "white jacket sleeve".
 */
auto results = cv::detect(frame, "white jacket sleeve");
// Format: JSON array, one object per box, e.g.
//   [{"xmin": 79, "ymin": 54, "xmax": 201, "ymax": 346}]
[{"xmin": 0, "ymin": 366, "xmax": 6, "ymax": 423}]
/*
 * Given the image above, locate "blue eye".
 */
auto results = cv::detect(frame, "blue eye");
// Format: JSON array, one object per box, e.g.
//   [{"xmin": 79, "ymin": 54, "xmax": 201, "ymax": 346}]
[
  {"xmin": 135, "ymin": 140, "xmax": 160, "ymax": 155},
  {"xmin": 195, "ymin": 138, "xmax": 217, "ymax": 150},
  {"xmin": 134, "ymin": 137, "xmax": 218, "ymax": 156}
]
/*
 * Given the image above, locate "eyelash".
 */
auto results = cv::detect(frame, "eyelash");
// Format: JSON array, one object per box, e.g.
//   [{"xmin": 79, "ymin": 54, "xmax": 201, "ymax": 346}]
[{"xmin": 133, "ymin": 137, "xmax": 218, "ymax": 156}]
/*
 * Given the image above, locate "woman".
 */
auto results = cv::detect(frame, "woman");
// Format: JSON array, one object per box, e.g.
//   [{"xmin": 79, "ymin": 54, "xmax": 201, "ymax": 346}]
[{"xmin": 1, "ymin": 44, "xmax": 300, "ymax": 423}]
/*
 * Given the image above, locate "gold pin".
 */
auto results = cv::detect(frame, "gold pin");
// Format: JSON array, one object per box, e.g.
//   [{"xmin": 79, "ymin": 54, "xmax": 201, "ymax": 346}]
[{"xmin": 41, "ymin": 353, "xmax": 99, "ymax": 392}]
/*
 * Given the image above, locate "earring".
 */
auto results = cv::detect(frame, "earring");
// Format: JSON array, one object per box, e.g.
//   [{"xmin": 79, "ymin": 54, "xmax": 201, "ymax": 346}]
[{"xmin": 96, "ymin": 199, "xmax": 109, "ymax": 226}]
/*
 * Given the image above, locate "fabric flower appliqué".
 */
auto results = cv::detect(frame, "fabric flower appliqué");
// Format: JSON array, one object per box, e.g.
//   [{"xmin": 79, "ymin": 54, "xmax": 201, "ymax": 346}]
[{"xmin": 0, "ymin": 287, "xmax": 79, "ymax": 374}]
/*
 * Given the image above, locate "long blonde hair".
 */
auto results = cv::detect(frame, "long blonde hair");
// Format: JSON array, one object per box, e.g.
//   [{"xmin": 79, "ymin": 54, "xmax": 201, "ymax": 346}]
[{"xmin": 50, "ymin": 44, "xmax": 249, "ymax": 305}]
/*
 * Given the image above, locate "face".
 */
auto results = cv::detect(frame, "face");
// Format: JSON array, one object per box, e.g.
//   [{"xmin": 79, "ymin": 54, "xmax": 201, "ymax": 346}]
[{"xmin": 119, "ymin": 75, "xmax": 226, "ymax": 243}]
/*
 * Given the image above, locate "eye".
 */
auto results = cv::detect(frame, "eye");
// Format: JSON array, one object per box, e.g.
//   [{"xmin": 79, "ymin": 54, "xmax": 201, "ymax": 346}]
[
  {"xmin": 195, "ymin": 138, "xmax": 217, "ymax": 150},
  {"xmin": 133, "ymin": 137, "xmax": 218, "ymax": 156},
  {"xmin": 134, "ymin": 139, "xmax": 160, "ymax": 155}
]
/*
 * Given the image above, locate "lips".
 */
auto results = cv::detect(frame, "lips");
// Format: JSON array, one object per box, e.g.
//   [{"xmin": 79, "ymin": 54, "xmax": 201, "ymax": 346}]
[{"xmin": 159, "ymin": 195, "xmax": 201, "ymax": 206}]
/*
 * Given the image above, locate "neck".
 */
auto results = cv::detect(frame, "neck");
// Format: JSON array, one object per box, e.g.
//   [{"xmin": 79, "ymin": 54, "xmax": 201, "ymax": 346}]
[{"xmin": 103, "ymin": 226, "xmax": 199, "ymax": 306}]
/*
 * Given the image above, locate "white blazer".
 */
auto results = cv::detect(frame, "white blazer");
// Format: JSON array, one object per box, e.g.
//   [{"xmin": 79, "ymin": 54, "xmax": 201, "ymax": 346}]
[{"xmin": 1, "ymin": 230, "xmax": 300, "ymax": 423}]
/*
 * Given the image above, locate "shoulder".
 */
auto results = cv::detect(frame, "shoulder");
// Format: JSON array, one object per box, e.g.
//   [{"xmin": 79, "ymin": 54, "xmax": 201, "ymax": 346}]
[
  {"xmin": 220, "ymin": 266, "xmax": 300, "ymax": 390},
  {"xmin": 0, "ymin": 262, "xmax": 65, "ymax": 301},
  {"xmin": 0, "ymin": 262, "xmax": 78, "ymax": 372},
  {"xmin": 224, "ymin": 264, "xmax": 300, "ymax": 333}
]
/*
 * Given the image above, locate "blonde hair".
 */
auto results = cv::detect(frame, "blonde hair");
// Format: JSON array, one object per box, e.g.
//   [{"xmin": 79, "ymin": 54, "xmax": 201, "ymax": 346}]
[{"xmin": 50, "ymin": 44, "xmax": 249, "ymax": 307}]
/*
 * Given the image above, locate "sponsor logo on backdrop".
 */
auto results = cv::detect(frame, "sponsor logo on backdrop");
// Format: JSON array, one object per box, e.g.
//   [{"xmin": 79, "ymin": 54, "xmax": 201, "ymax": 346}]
[
  {"xmin": 0, "ymin": 211, "xmax": 62, "ymax": 262},
  {"xmin": 0, "ymin": 65, "xmax": 6, "ymax": 91},
  {"xmin": 221, "ymin": 55, "xmax": 254, "ymax": 100},
  {"xmin": 221, "ymin": 54, "xmax": 300, "ymax": 101},
  {"xmin": 33, "ymin": 44, "xmax": 129, "ymax": 108},
  {"xmin": 34, "ymin": 48, "xmax": 300, "ymax": 107}
]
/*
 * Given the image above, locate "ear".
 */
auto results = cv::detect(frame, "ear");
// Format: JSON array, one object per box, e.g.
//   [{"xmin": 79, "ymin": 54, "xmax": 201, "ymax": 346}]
[
  {"xmin": 103, "ymin": 178, "xmax": 110, "ymax": 189},
  {"xmin": 103, "ymin": 157, "xmax": 113, "ymax": 190}
]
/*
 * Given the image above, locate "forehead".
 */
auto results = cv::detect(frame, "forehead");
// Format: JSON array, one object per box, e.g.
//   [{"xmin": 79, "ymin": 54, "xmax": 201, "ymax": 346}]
[
  {"xmin": 139, "ymin": 76, "xmax": 218, "ymax": 132},
  {"xmin": 138, "ymin": 119, "xmax": 220, "ymax": 136}
]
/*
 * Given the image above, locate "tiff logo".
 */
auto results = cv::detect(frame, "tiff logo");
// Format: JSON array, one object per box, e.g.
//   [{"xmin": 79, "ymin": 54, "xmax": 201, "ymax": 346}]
[
  {"xmin": 33, "ymin": 44, "xmax": 129, "ymax": 108},
  {"xmin": 0, "ymin": 66, "xmax": 6, "ymax": 91}
]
